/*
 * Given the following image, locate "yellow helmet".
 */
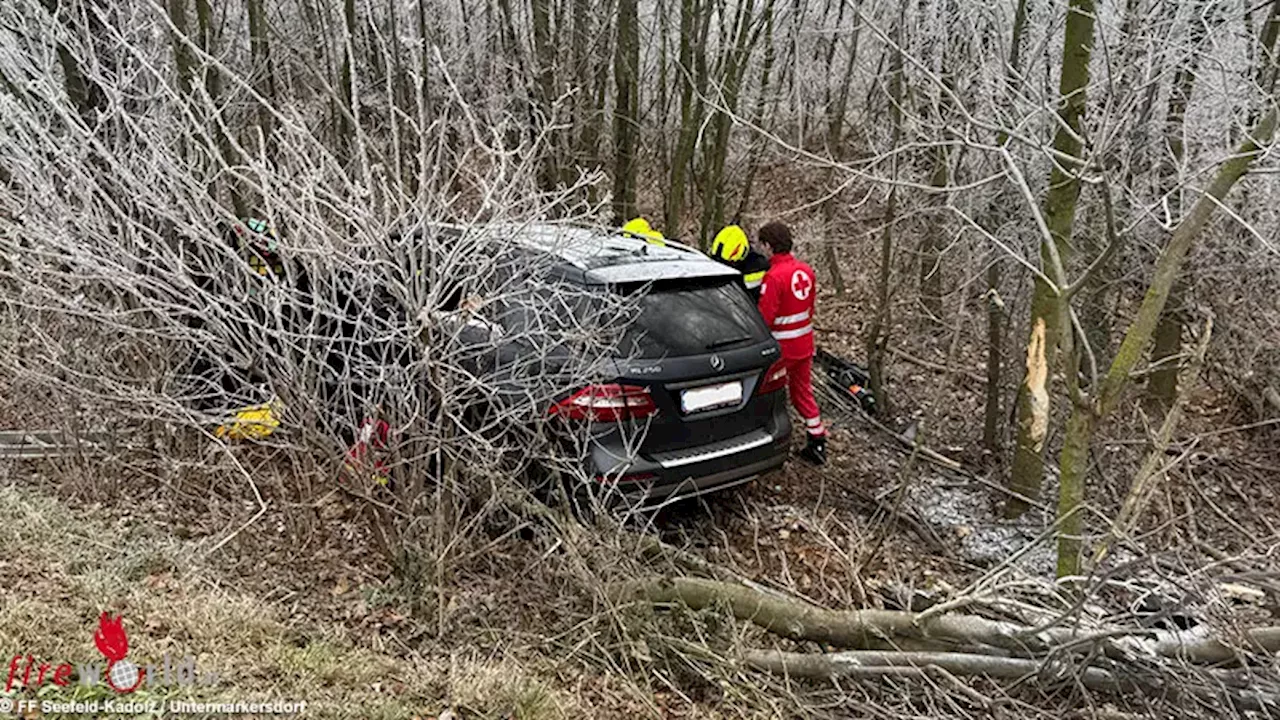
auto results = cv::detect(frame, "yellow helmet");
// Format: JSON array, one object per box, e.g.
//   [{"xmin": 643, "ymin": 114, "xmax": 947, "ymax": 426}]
[
  {"xmin": 711, "ymin": 225, "xmax": 749, "ymax": 262},
  {"xmin": 621, "ymin": 217, "xmax": 666, "ymax": 245}
]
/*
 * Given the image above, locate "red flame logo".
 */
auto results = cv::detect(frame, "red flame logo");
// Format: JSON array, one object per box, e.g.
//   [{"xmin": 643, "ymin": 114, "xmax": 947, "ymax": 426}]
[
  {"xmin": 94, "ymin": 613, "xmax": 144, "ymax": 693},
  {"xmin": 94, "ymin": 613, "xmax": 129, "ymax": 662}
]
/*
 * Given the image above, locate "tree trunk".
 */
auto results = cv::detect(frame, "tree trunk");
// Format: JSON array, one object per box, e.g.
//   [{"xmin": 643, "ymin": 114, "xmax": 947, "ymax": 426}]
[
  {"xmin": 817, "ymin": 3, "xmax": 863, "ymax": 296},
  {"xmin": 865, "ymin": 0, "xmax": 906, "ymax": 417},
  {"xmin": 194, "ymin": 0, "xmax": 219, "ymax": 98},
  {"xmin": 919, "ymin": 144, "xmax": 948, "ymax": 319},
  {"xmin": 697, "ymin": 0, "xmax": 761, "ymax": 249},
  {"xmin": 1148, "ymin": 1, "xmax": 1214, "ymax": 408},
  {"xmin": 1147, "ymin": 280, "xmax": 1187, "ymax": 406},
  {"xmin": 1251, "ymin": 0, "xmax": 1280, "ymax": 124},
  {"xmin": 166, "ymin": 0, "xmax": 195, "ymax": 98},
  {"xmin": 1006, "ymin": 0, "xmax": 1097, "ymax": 518},
  {"xmin": 192, "ymin": 0, "xmax": 245, "ymax": 216},
  {"xmin": 613, "ymin": 575, "xmax": 1280, "ymax": 662},
  {"xmin": 569, "ymin": 0, "xmax": 592, "ymax": 169},
  {"xmin": 340, "ymin": 0, "xmax": 358, "ymax": 148},
  {"xmin": 664, "ymin": 0, "xmax": 706, "ymax": 236},
  {"xmin": 980, "ymin": 0, "xmax": 1030, "ymax": 457},
  {"xmin": 1056, "ymin": 106, "xmax": 1278, "ymax": 578},
  {"xmin": 387, "ymin": 0, "xmax": 407, "ymax": 119},
  {"xmin": 246, "ymin": 0, "xmax": 276, "ymax": 153},
  {"xmin": 743, "ymin": 649, "xmax": 1126, "ymax": 687},
  {"xmin": 415, "ymin": 0, "xmax": 433, "ymax": 146},
  {"xmin": 734, "ymin": 0, "xmax": 778, "ymax": 222},
  {"xmin": 1055, "ymin": 402, "xmax": 1093, "ymax": 578},
  {"xmin": 742, "ymin": 649, "xmax": 1279, "ymax": 710},
  {"xmin": 983, "ymin": 264, "xmax": 1005, "ymax": 454},
  {"xmin": 585, "ymin": 0, "xmax": 616, "ymax": 208},
  {"xmin": 613, "ymin": 576, "xmax": 1060, "ymax": 652},
  {"xmin": 918, "ymin": 0, "xmax": 960, "ymax": 321},
  {"xmin": 612, "ymin": 0, "xmax": 639, "ymax": 224},
  {"xmin": 531, "ymin": 0, "xmax": 559, "ymax": 192},
  {"xmin": 39, "ymin": 0, "xmax": 108, "ymax": 125}
]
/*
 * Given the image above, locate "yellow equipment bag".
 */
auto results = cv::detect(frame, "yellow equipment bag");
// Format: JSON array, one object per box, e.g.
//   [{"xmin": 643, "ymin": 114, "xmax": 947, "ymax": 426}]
[{"xmin": 215, "ymin": 398, "xmax": 284, "ymax": 440}]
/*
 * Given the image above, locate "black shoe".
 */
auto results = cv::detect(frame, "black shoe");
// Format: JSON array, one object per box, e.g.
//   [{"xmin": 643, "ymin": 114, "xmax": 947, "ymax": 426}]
[{"xmin": 799, "ymin": 435, "xmax": 827, "ymax": 466}]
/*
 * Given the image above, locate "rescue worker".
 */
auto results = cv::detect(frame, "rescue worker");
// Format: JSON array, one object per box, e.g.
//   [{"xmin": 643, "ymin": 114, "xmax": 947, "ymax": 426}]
[
  {"xmin": 196, "ymin": 217, "xmax": 293, "ymax": 438},
  {"xmin": 755, "ymin": 221, "xmax": 827, "ymax": 465},
  {"xmin": 228, "ymin": 216, "xmax": 286, "ymax": 280},
  {"xmin": 621, "ymin": 217, "xmax": 667, "ymax": 245},
  {"xmin": 709, "ymin": 224, "xmax": 770, "ymax": 301}
]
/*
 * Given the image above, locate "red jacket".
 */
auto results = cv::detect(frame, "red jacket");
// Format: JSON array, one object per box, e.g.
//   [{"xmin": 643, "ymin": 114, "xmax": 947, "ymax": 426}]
[{"xmin": 757, "ymin": 252, "xmax": 816, "ymax": 360}]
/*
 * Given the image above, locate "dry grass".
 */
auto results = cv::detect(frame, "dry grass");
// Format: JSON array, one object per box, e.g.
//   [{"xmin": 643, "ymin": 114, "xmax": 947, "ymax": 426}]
[{"xmin": 0, "ymin": 479, "xmax": 592, "ymax": 720}]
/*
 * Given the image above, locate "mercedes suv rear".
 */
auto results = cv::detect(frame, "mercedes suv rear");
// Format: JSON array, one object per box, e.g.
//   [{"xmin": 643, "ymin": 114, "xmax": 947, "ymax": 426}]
[{"xmin": 514, "ymin": 226, "xmax": 793, "ymax": 509}]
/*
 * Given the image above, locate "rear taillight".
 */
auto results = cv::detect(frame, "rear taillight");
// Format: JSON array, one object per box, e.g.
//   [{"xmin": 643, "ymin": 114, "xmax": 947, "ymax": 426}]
[
  {"xmin": 757, "ymin": 360, "xmax": 788, "ymax": 394},
  {"xmin": 549, "ymin": 384, "xmax": 658, "ymax": 422}
]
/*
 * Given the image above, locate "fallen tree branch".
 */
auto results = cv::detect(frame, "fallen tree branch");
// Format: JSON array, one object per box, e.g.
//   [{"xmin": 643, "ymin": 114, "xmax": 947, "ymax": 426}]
[
  {"xmin": 612, "ymin": 576, "xmax": 1063, "ymax": 654},
  {"xmin": 744, "ymin": 648, "xmax": 1119, "ymax": 688},
  {"xmin": 614, "ymin": 576, "xmax": 1280, "ymax": 663},
  {"xmin": 741, "ymin": 649, "xmax": 1280, "ymax": 712},
  {"xmin": 1152, "ymin": 625, "xmax": 1280, "ymax": 664}
]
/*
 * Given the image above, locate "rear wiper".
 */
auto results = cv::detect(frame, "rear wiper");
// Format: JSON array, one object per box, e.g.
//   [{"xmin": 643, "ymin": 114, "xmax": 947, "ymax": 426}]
[{"xmin": 706, "ymin": 335, "xmax": 752, "ymax": 350}]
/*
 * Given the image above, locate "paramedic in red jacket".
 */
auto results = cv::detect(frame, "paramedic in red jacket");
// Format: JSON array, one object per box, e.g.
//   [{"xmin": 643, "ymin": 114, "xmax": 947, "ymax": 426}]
[{"xmin": 755, "ymin": 222, "xmax": 827, "ymax": 465}]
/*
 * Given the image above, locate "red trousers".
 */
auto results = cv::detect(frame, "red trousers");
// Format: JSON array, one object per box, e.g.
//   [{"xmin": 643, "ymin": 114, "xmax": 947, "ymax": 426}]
[{"xmin": 784, "ymin": 356, "xmax": 826, "ymax": 437}]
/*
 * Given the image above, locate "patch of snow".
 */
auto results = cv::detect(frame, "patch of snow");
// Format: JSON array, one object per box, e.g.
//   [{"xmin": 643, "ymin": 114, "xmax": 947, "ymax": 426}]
[
  {"xmin": 905, "ymin": 474, "xmax": 1056, "ymax": 576},
  {"xmin": 904, "ymin": 474, "xmax": 1141, "ymax": 578}
]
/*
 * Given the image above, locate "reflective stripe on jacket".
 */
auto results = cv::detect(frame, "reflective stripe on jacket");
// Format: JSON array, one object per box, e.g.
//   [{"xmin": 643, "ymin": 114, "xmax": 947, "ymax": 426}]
[
  {"xmin": 738, "ymin": 251, "xmax": 771, "ymax": 302},
  {"xmin": 757, "ymin": 252, "xmax": 816, "ymax": 360},
  {"xmin": 710, "ymin": 248, "xmax": 770, "ymax": 301}
]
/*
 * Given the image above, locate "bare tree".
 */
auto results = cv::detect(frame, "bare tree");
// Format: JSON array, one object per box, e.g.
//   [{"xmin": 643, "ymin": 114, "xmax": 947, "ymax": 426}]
[
  {"xmin": 982, "ymin": 0, "xmax": 1030, "ymax": 457},
  {"xmin": 611, "ymin": 0, "xmax": 639, "ymax": 223},
  {"xmin": 1006, "ymin": 0, "xmax": 1098, "ymax": 518},
  {"xmin": 863, "ymin": 0, "xmax": 908, "ymax": 417}
]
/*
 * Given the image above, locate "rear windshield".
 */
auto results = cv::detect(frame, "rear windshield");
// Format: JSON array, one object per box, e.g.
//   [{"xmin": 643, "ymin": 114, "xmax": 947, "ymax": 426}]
[{"xmin": 615, "ymin": 277, "xmax": 770, "ymax": 359}]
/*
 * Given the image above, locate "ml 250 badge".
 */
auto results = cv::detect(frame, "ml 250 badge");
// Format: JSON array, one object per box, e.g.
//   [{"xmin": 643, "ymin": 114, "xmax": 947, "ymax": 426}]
[{"xmin": 628, "ymin": 365, "xmax": 662, "ymax": 375}]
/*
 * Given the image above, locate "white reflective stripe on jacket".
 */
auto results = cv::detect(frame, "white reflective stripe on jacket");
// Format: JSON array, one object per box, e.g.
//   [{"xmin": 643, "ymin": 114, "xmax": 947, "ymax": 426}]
[
  {"xmin": 772, "ymin": 325, "xmax": 813, "ymax": 340},
  {"xmin": 775, "ymin": 310, "xmax": 810, "ymax": 324}
]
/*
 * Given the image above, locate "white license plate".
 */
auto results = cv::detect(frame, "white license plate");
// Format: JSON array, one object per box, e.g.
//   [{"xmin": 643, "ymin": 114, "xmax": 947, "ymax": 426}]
[{"xmin": 681, "ymin": 381, "xmax": 743, "ymax": 413}]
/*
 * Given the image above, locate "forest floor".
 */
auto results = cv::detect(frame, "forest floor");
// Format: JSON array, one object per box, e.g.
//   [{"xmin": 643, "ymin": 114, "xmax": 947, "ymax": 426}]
[
  {"xmin": 3, "ymin": 310, "xmax": 1277, "ymax": 718},
  {"xmin": 3, "ymin": 177, "xmax": 1280, "ymax": 718}
]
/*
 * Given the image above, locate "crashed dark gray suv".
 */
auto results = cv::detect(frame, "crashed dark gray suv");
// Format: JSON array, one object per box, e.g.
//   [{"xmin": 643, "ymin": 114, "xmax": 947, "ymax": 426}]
[{"xmin": 426, "ymin": 223, "xmax": 794, "ymax": 509}]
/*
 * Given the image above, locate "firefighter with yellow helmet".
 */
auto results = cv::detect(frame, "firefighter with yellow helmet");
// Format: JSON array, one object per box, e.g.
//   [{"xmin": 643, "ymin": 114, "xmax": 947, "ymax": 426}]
[
  {"xmin": 621, "ymin": 217, "xmax": 667, "ymax": 245},
  {"xmin": 711, "ymin": 224, "xmax": 770, "ymax": 301}
]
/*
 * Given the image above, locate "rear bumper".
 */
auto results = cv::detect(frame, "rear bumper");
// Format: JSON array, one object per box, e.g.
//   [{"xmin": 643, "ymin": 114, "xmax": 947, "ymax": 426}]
[
  {"xmin": 623, "ymin": 452, "xmax": 788, "ymax": 511},
  {"xmin": 586, "ymin": 403, "xmax": 792, "ymax": 509}
]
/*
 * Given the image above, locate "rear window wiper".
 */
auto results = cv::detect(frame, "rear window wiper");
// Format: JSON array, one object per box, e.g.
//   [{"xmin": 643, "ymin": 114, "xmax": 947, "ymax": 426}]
[{"xmin": 706, "ymin": 335, "xmax": 752, "ymax": 350}]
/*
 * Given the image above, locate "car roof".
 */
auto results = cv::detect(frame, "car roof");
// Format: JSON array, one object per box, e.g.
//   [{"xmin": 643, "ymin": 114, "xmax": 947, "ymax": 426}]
[
  {"xmin": 395, "ymin": 221, "xmax": 742, "ymax": 284},
  {"xmin": 493, "ymin": 222, "xmax": 741, "ymax": 284}
]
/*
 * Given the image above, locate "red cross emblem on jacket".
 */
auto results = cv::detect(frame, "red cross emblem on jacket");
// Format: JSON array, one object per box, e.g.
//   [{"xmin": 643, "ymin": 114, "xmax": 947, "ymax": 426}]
[{"xmin": 757, "ymin": 252, "xmax": 816, "ymax": 360}]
